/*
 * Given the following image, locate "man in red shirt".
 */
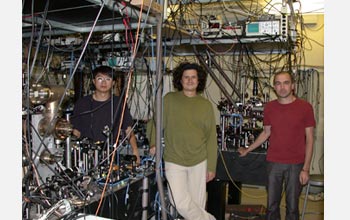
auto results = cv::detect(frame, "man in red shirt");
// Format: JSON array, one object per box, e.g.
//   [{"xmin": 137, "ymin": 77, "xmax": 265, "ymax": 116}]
[{"xmin": 238, "ymin": 71, "xmax": 316, "ymax": 220}]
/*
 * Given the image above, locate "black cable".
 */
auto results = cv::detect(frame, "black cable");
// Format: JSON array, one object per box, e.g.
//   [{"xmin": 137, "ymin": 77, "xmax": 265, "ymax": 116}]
[
  {"xmin": 26, "ymin": 127, "xmax": 87, "ymax": 201},
  {"xmin": 126, "ymin": 180, "xmax": 142, "ymax": 220},
  {"xmin": 23, "ymin": 3, "xmax": 36, "ymax": 219},
  {"xmin": 70, "ymin": 97, "xmax": 112, "ymax": 119},
  {"xmin": 164, "ymin": 177, "xmax": 182, "ymax": 219},
  {"xmin": 27, "ymin": 122, "xmax": 52, "ymax": 186}
]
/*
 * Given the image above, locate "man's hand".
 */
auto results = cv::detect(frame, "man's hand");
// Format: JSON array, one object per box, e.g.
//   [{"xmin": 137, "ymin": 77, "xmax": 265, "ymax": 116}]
[
  {"xmin": 149, "ymin": 145, "xmax": 156, "ymax": 156},
  {"xmin": 72, "ymin": 129, "xmax": 81, "ymax": 139},
  {"xmin": 299, "ymin": 170, "xmax": 310, "ymax": 185},
  {"xmin": 237, "ymin": 147, "xmax": 249, "ymax": 157},
  {"xmin": 133, "ymin": 149, "xmax": 141, "ymax": 165},
  {"xmin": 206, "ymin": 171, "xmax": 216, "ymax": 182}
]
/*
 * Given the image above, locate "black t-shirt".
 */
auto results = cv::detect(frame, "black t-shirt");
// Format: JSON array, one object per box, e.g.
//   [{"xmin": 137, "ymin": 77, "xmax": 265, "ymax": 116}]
[{"xmin": 71, "ymin": 94, "xmax": 133, "ymax": 143}]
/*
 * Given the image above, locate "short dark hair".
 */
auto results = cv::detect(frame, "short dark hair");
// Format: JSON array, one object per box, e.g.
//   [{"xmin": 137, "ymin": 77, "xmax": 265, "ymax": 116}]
[
  {"xmin": 273, "ymin": 71, "xmax": 295, "ymax": 84},
  {"xmin": 172, "ymin": 62, "xmax": 207, "ymax": 92},
  {"xmin": 92, "ymin": 65, "xmax": 116, "ymax": 80}
]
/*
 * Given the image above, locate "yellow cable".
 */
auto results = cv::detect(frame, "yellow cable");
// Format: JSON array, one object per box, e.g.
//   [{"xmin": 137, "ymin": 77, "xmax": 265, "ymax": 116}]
[{"xmin": 218, "ymin": 149, "xmax": 266, "ymax": 199}]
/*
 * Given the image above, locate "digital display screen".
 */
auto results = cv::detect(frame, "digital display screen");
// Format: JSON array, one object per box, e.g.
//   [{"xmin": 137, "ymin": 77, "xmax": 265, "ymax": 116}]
[
  {"xmin": 247, "ymin": 23, "xmax": 259, "ymax": 33},
  {"xmin": 245, "ymin": 21, "xmax": 280, "ymax": 36}
]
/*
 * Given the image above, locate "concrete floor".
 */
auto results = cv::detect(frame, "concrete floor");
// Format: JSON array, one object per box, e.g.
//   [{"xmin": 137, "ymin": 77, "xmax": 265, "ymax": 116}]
[
  {"xmin": 150, "ymin": 182, "xmax": 324, "ymax": 220},
  {"xmin": 236, "ymin": 184, "xmax": 324, "ymax": 220}
]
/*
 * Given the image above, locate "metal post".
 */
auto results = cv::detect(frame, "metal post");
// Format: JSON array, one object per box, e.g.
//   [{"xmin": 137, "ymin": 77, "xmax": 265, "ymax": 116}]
[
  {"xmin": 141, "ymin": 176, "xmax": 149, "ymax": 220},
  {"xmin": 65, "ymin": 113, "xmax": 72, "ymax": 169},
  {"xmin": 155, "ymin": 7, "xmax": 167, "ymax": 220}
]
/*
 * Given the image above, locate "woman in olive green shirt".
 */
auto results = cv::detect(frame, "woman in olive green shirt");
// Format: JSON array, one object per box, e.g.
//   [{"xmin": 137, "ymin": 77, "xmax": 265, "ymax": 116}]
[{"xmin": 149, "ymin": 62, "xmax": 218, "ymax": 220}]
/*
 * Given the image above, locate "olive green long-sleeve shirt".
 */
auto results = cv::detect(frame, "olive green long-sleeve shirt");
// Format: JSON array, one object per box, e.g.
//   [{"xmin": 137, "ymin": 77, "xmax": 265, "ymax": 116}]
[{"xmin": 148, "ymin": 91, "xmax": 218, "ymax": 172}]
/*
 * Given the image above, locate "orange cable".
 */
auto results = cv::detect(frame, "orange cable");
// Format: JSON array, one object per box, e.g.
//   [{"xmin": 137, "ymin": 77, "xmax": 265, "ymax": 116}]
[{"xmin": 94, "ymin": 1, "xmax": 144, "ymax": 215}]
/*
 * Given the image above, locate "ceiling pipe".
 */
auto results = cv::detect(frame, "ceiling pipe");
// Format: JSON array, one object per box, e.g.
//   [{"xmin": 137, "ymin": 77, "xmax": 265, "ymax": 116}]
[
  {"xmin": 85, "ymin": 0, "xmax": 158, "ymax": 24},
  {"xmin": 207, "ymin": 51, "xmax": 242, "ymax": 100},
  {"xmin": 22, "ymin": 16, "xmax": 153, "ymax": 38},
  {"xmin": 22, "ymin": 0, "xmax": 157, "ymax": 38},
  {"xmin": 194, "ymin": 46, "xmax": 236, "ymax": 106}
]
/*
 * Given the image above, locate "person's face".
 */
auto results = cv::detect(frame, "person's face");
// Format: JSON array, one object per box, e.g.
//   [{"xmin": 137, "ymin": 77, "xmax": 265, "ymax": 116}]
[
  {"xmin": 273, "ymin": 73, "xmax": 294, "ymax": 98},
  {"xmin": 180, "ymin": 69, "xmax": 199, "ymax": 93},
  {"xmin": 93, "ymin": 73, "xmax": 114, "ymax": 93}
]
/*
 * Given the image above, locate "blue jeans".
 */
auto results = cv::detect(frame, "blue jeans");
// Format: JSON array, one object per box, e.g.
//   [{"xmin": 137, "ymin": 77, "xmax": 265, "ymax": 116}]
[{"xmin": 266, "ymin": 162, "xmax": 303, "ymax": 220}]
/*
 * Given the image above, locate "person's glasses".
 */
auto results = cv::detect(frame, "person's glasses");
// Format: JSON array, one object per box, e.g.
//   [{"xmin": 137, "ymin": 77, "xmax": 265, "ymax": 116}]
[{"xmin": 96, "ymin": 76, "xmax": 112, "ymax": 82}]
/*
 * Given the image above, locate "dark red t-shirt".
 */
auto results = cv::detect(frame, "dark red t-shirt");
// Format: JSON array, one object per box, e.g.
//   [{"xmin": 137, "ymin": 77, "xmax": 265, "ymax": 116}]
[{"xmin": 263, "ymin": 98, "xmax": 316, "ymax": 164}]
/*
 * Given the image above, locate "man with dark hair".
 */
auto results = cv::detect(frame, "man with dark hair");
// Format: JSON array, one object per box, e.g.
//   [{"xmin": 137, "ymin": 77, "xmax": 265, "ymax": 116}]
[
  {"xmin": 149, "ymin": 62, "xmax": 217, "ymax": 220},
  {"xmin": 71, "ymin": 65, "xmax": 140, "ymax": 164},
  {"xmin": 238, "ymin": 71, "xmax": 316, "ymax": 220}
]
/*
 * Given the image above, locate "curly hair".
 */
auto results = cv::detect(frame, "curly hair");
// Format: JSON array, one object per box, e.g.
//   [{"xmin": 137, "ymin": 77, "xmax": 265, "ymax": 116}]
[{"xmin": 172, "ymin": 62, "xmax": 208, "ymax": 92}]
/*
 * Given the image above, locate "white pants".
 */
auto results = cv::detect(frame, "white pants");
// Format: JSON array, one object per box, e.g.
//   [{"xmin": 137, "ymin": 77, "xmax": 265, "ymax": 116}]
[{"xmin": 165, "ymin": 160, "xmax": 216, "ymax": 220}]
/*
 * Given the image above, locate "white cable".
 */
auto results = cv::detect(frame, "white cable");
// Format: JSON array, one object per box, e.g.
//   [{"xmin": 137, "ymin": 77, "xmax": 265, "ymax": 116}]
[{"xmin": 36, "ymin": 199, "xmax": 72, "ymax": 220}]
